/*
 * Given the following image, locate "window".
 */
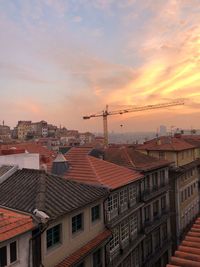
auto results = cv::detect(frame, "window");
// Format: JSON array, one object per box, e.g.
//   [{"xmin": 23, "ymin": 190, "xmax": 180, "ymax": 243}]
[
  {"xmin": 108, "ymin": 194, "xmax": 118, "ymax": 212},
  {"xmin": 162, "ymin": 224, "xmax": 168, "ymax": 241},
  {"xmin": 130, "ymin": 213, "xmax": 138, "ymax": 236},
  {"xmin": 76, "ymin": 262, "xmax": 85, "ymax": 267},
  {"xmin": 0, "ymin": 241, "xmax": 18, "ymax": 267},
  {"xmin": 181, "ymin": 191, "xmax": 184, "ymax": 202},
  {"xmin": 188, "ymin": 187, "xmax": 191, "ymax": 197},
  {"xmin": 0, "ymin": 246, "xmax": 7, "ymax": 267},
  {"xmin": 161, "ymin": 196, "xmax": 166, "ymax": 211},
  {"xmin": 47, "ymin": 224, "xmax": 61, "ymax": 248},
  {"xmin": 72, "ymin": 214, "xmax": 83, "ymax": 234},
  {"xmin": 144, "ymin": 175, "xmax": 150, "ymax": 191},
  {"xmin": 10, "ymin": 241, "xmax": 17, "ymax": 263},
  {"xmin": 145, "ymin": 236, "xmax": 152, "ymax": 257},
  {"xmin": 92, "ymin": 205, "xmax": 101, "ymax": 222},
  {"xmin": 159, "ymin": 151, "xmax": 165, "ymax": 159},
  {"xmin": 129, "ymin": 185, "xmax": 137, "ymax": 203},
  {"xmin": 191, "ymin": 185, "xmax": 193, "ymax": 195},
  {"xmin": 154, "ymin": 229, "xmax": 160, "ymax": 249},
  {"xmin": 152, "ymin": 173, "xmax": 158, "ymax": 190},
  {"xmin": 120, "ymin": 220, "xmax": 129, "ymax": 241},
  {"xmin": 109, "ymin": 228, "xmax": 119, "ymax": 252},
  {"xmin": 93, "ymin": 249, "xmax": 102, "ymax": 267},
  {"xmin": 153, "ymin": 200, "xmax": 159, "ymax": 218},
  {"xmin": 120, "ymin": 189, "xmax": 128, "ymax": 205},
  {"xmin": 160, "ymin": 170, "xmax": 165, "ymax": 186},
  {"xmin": 144, "ymin": 206, "xmax": 151, "ymax": 222}
]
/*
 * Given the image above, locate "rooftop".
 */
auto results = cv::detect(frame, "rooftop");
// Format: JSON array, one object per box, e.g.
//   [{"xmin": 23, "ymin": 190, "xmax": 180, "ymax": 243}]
[
  {"xmin": 63, "ymin": 147, "xmax": 143, "ymax": 189},
  {"xmin": 104, "ymin": 146, "xmax": 171, "ymax": 172},
  {"xmin": 137, "ymin": 136, "xmax": 196, "ymax": 152},
  {"xmin": 0, "ymin": 207, "xmax": 34, "ymax": 242},
  {"xmin": 0, "ymin": 168, "xmax": 108, "ymax": 219},
  {"xmin": 0, "ymin": 165, "xmax": 14, "ymax": 177},
  {"xmin": 167, "ymin": 217, "xmax": 200, "ymax": 267}
]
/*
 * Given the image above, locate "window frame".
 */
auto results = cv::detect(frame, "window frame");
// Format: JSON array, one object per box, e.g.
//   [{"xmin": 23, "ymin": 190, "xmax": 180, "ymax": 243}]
[
  {"xmin": 91, "ymin": 204, "xmax": 101, "ymax": 222},
  {"xmin": 0, "ymin": 240, "xmax": 18, "ymax": 267},
  {"xmin": 72, "ymin": 213, "xmax": 84, "ymax": 234},
  {"xmin": 46, "ymin": 224, "xmax": 62, "ymax": 249}
]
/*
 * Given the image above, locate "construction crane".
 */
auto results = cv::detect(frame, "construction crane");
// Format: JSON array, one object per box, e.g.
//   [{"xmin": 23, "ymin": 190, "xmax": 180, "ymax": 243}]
[{"xmin": 83, "ymin": 100, "xmax": 184, "ymax": 147}]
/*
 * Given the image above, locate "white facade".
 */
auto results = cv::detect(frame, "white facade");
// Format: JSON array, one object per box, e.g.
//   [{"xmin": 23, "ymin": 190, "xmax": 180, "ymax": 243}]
[
  {"xmin": 0, "ymin": 231, "xmax": 32, "ymax": 267},
  {"xmin": 0, "ymin": 153, "xmax": 40, "ymax": 169}
]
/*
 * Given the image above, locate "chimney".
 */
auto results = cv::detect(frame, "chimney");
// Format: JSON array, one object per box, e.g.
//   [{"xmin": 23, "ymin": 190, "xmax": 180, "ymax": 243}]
[{"xmin": 51, "ymin": 153, "xmax": 69, "ymax": 176}]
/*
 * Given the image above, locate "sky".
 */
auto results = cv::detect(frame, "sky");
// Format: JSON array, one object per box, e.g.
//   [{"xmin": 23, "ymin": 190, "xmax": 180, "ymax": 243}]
[{"xmin": 0, "ymin": 0, "xmax": 200, "ymax": 133}]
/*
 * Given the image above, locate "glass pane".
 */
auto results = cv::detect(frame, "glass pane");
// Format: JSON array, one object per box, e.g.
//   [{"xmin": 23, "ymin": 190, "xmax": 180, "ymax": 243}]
[
  {"xmin": 10, "ymin": 241, "xmax": 17, "ymax": 263},
  {"xmin": 0, "ymin": 246, "xmax": 7, "ymax": 267}
]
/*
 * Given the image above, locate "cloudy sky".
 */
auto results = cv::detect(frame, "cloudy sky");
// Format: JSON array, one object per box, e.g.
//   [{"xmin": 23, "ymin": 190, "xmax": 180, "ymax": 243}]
[{"xmin": 1, "ymin": 0, "xmax": 200, "ymax": 132}]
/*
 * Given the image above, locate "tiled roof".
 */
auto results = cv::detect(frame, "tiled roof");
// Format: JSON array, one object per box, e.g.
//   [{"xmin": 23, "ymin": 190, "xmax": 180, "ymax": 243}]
[
  {"xmin": 181, "ymin": 135, "xmax": 200, "ymax": 148},
  {"xmin": 137, "ymin": 136, "xmax": 196, "ymax": 151},
  {"xmin": 0, "ymin": 169, "xmax": 108, "ymax": 219},
  {"xmin": 0, "ymin": 142, "xmax": 56, "ymax": 158},
  {"xmin": 0, "ymin": 208, "xmax": 34, "ymax": 242},
  {"xmin": 0, "ymin": 165, "xmax": 14, "ymax": 177},
  {"xmin": 64, "ymin": 147, "xmax": 143, "ymax": 189},
  {"xmin": 167, "ymin": 217, "xmax": 200, "ymax": 267},
  {"xmin": 104, "ymin": 147, "xmax": 171, "ymax": 171},
  {"xmin": 56, "ymin": 229, "xmax": 111, "ymax": 267}
]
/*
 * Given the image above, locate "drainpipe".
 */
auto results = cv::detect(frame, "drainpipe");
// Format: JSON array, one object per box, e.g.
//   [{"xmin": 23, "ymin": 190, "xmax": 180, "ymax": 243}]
[{"xmin": 28, "ymin": 222, "xmax": 49, "ymax": 267}]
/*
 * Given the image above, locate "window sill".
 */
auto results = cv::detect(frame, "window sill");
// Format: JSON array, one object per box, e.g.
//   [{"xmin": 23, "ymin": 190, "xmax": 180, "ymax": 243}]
[{"xmin": 46, "ymin": 242, "xmax": 62, "ymax": 255}]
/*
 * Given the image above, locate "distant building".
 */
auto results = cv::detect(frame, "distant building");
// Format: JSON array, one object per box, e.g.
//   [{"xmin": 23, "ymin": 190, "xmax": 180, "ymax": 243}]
[
  {"xmin": 160, "ymin": 125, "xmax": 167, "ymax": 136},
  {"xmin": 16, "ymin": 121, "xmax": 32, "ymax": 140},
  {"xmin": 31, "ymin": 120, "xmax": 48, "ymax": 137}
]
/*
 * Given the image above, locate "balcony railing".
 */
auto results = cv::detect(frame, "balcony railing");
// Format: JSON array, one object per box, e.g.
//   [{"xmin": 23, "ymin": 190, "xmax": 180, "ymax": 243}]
[
  {"xmin": 143, "ymin": 210, "xmax": 170, "ymax": 234},
  {"xmin": 142, "ymin": 184, "xmax": 169, "ymax": 201}
]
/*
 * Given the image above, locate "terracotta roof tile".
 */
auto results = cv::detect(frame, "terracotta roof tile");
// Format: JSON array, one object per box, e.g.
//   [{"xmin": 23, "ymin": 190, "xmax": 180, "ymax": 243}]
[
  {"xmin": 168, "ymin": 217, "xmax": 200, "ymax": 267},
  {"xmin": 64, "ymin": 147, "xmax": 143, "ymax": 189},
  {"xmin": 56, "ymin": 229, "xmax": 111, "ymax": 267},
  {"xmin": 104, "ymin": 146, "xmax": 170, "ymax": 171},
  {"xmin": 138, "ymin": 136, "xmax": 196, "ymax": 151},
  {"xmin": 0, "ymin": 208, "xmax": 34, "ymax": 242}
]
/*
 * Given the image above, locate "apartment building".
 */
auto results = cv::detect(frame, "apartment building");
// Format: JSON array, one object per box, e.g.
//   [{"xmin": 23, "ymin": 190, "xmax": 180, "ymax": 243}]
[
  {"xmin": 31, "ymin": 120, "xmax": 48, "ymax": 137},
  {"xmin": 137, "ymin": 136, "xmax": 200, "ymax": 249},
  {"xmin": 51, "ymin": 147, "xmax": 145, "ymax": 267},
  {"xmin": 0, "ymin": 207, "xmax": 35, "ymax": 267},
  {"xmin": 0, "ymin": 168, "xmax": 110, "ymax": 267},
  {"xmin": 16, "ymin": 120, "xmax": 32, "ymax": 140},
  {"xmin": 104, "ymin": 146, "xmax": 172, "ymax": 267}
]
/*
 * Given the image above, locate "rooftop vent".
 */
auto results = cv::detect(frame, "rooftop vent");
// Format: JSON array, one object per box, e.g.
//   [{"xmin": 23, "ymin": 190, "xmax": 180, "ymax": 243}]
[{"xmin": 51, "ymin": 153, "xmax": 69, "ymax": 176}]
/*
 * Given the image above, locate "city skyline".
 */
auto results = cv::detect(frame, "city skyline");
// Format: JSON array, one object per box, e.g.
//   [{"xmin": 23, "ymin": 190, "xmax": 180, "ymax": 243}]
[{"xmin": 1, "ymin": 0, "xmax": 200, "ymax": 131}]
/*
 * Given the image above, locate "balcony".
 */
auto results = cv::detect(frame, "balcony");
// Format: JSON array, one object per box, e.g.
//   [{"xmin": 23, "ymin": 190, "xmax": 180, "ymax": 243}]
[
  {"xmin": 106, "ymin": 233, "xmax": 145, "ymax": 267},
  {"xmin": 142, "ymin": 239, "xmax": 171, "ymax": 267},
  {"xmin": 143, "ymin": 210, "xmax": 170, "ymax": 234},
  {"xmin": 106, "ymin": 202, "xmax": 144, "ymax": 228},
  {"xmin": 142, "ymin": 184, "xmax": 169, "ymax": 202}
]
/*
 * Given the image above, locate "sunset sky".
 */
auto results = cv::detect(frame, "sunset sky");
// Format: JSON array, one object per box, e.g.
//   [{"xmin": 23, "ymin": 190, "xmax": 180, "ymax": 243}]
[{"xmin": 1, "ymin": 0, "xmax": 200, "ymax": 132}]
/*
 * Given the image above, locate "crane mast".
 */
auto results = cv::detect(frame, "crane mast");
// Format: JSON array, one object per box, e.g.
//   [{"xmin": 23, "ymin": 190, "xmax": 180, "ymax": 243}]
[{"xmin": 83, "ymin": 100, "xmax": 184, "ymax": 147}]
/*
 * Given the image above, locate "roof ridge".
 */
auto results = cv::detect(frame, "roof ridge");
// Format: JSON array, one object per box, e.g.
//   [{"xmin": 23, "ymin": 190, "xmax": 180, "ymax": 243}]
[
  {"xmin": 122, "ymin": 147, "xmax": 136, "ymax": 168},
  {"xmin": 87, "ymin": 156, "xmax": 102, "ymax": 185},
  {"xmin": 35, "ymin": 172, "xmax": 46, "ymax": 211}
]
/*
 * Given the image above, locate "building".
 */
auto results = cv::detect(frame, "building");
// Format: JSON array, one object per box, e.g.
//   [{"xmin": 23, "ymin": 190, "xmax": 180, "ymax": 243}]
[
  {"xmin": 79, "ymin": 132, "xmax": 95, "ymax": 145},
  {"xmin": 0, "ymin": 167, "xmax": 110, "ymax": 267},
  {"xmin": 31, "ymin": 120, "xmax": 48, "ymax": 137},
  {"xmin": 16, "ymin": 121, "xmax": 32, "ymax": 140},
  {"xmin": 137, "ymin": 136, "xmax": 200, "ymax": 249},
  {"xmin": 0, "ymin": 207, "xmax": 35, "ymax": 267},
  {"xmin": 51, "ymin": 147, "xmax": 146, "ymax": 267},
  {"xmin": 104, "ymin": 146, "xmax": 172, "ymax": 267},
  {"xmin": 167, "ymin": 216, "xmax": 200, "ymax": 267}
]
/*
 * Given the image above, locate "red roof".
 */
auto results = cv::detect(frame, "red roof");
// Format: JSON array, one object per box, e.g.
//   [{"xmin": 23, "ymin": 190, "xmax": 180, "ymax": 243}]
[
  {"xmin": 0, "ymin": 208, "xmax": 34, "ymax": 242},
  {"xmin": 64, "ymin": 147, "xmax": 143, "ymax": 189},
  {"xmin": 167, "ymin": 217, "xmax": 200, "ymax": 267},
  {"xmin": 137, "ymin": 136, "xmax": 196, "ymax": 152},
  {"xmin": 56, "ymin": 229, "xmax": 111, "ymax": 267},
  {"xmin": 104, "ymin": 146, "xmax": 171, "ymax": 171}
]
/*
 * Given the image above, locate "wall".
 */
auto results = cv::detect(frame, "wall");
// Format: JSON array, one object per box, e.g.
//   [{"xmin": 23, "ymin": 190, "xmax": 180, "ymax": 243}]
[
  {"xmin": 0, "ymin": 153, "xmax": 40, "ymax": 169},
  {"xmin": 41, "ymin": 199, "xmax": 106, "ymax": 267}
]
